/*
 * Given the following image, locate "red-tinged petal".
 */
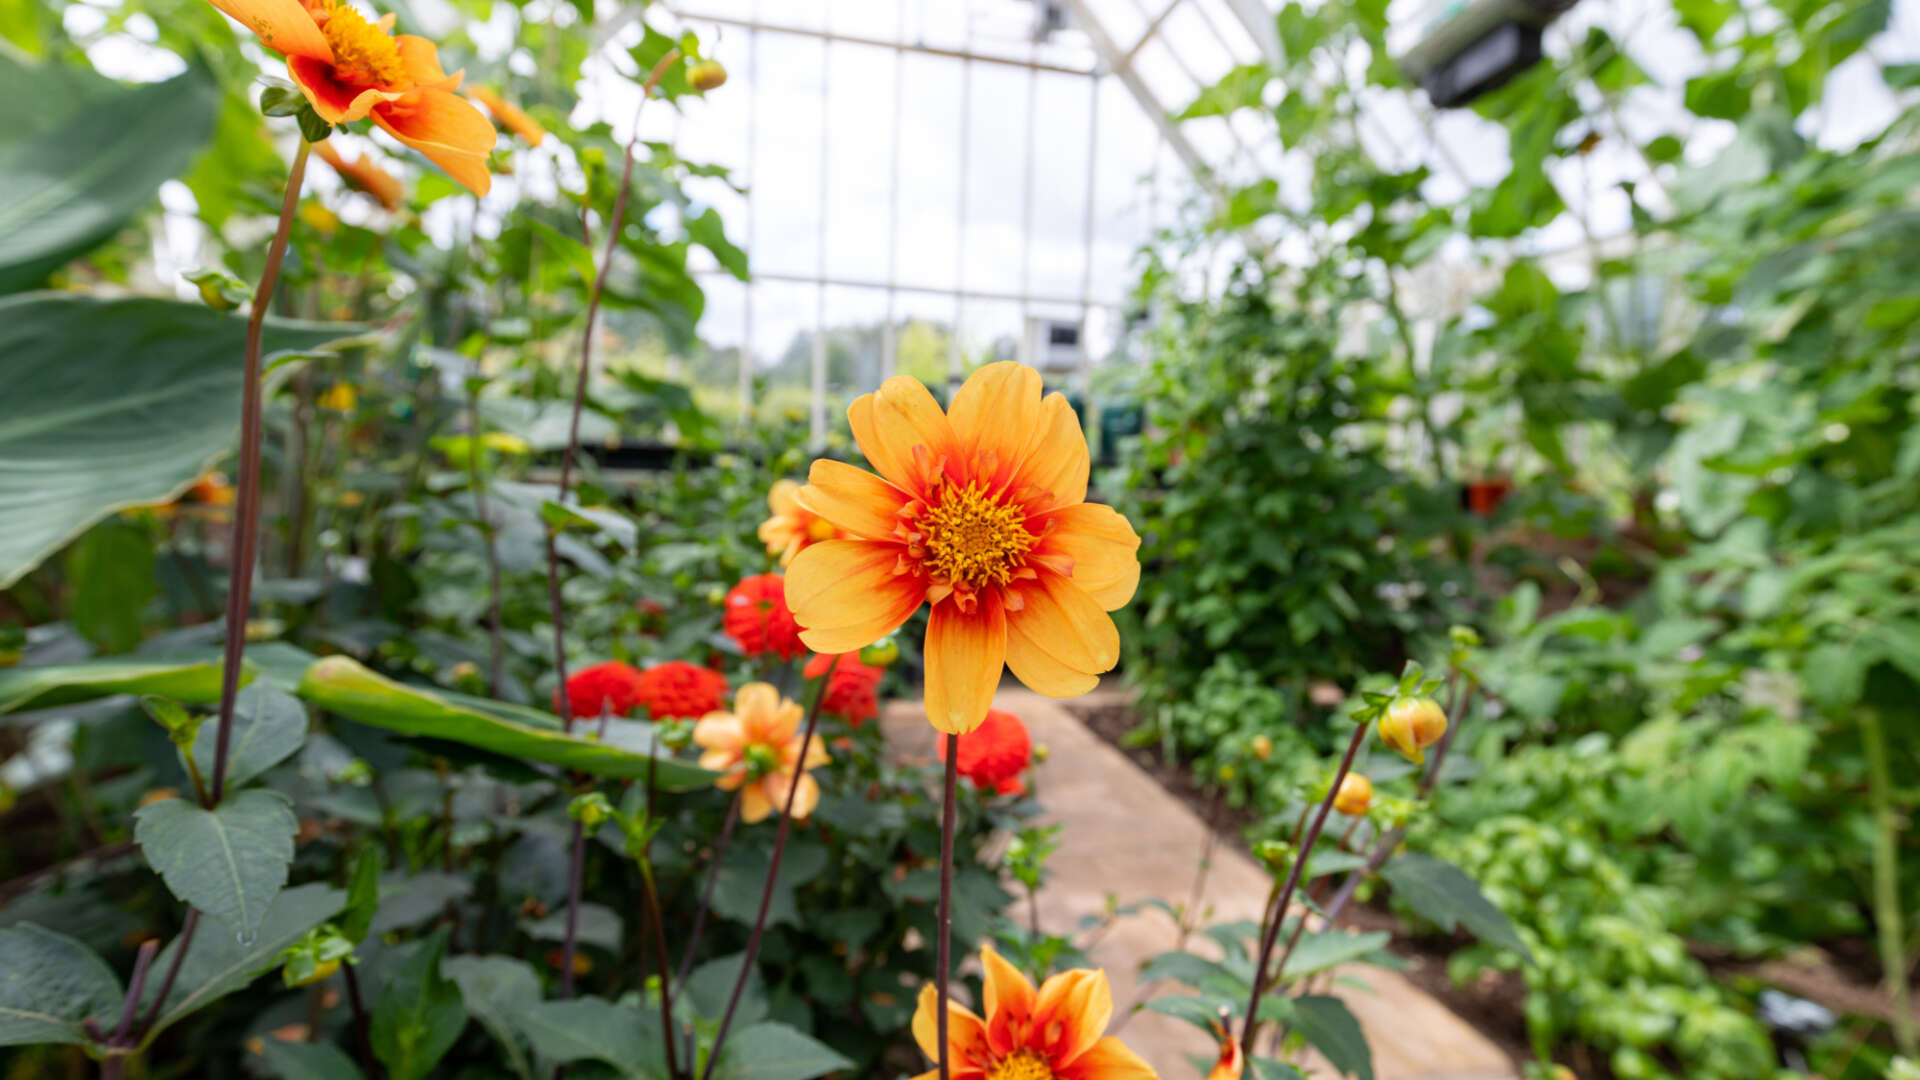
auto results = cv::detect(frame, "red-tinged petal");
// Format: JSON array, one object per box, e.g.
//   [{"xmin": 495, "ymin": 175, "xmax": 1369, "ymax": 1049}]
[
  {"xmin": 205, "ymin": 0, "xmax": 331, "ymax": 61},
  {"xmin": 394, "ymin": 35, "xmax": 464, "ymax": 91},
  {"xmin": 1005, "ymin": 616, "xmax": 1100, "ymax": 698},
  {"xmin": 911, "ymin": 984, "xmax": 990, "ymax": 1067},
  {"xmin": 980, "ymin": 945, "xmax": 1038, "ymax": 1058},
  {"xmin": 289, "ymin": 55, "xmax": 402, "ymax": 123},
  {"xmin": 1033, "ymin": 968, "xmax": 1113, "ymax": 1068},
  {"xmin": 786, "ymin": 540, "xmax": 922, "ymax": 642},
  {"xmin": 796, "ymin": 459, "xmax": 912, "ymax": 540},
  {"xmin": 847, "ymin": 376, "xmax": 959, "ymax": 496},
  {"xmin": 371, "ymin": 88, "xmax": 495, "ymax": 196},
  {"xmin": 1056, "ymin": 1036, "xmax": 1158, "ymax": 1080},
  {"xmin": 948, "ymin": 361, "xmax": 1042, "ymax": 489},
  {"xmin": 923, "ymin": 593, "xmax": 1006, "ymax": 735},
  {"xmin": 1010, "ymin": 393, "xmax": 1089, "ymax": 512},
  {"xmin": 1006, "ymin": 571, "xmax": 1119, "ymax": 676},
  {"xmin": 1035, "ymin": 503, "xmax": 1140, "ymax": 611}
]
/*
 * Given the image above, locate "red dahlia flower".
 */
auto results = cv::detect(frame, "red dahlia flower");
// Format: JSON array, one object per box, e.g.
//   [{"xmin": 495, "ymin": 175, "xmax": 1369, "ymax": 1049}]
[
  {"xmin": 803, "ymin": 652, "xmax": 886, "ymax": 726},
  {"xmin": 937, "ymin": 708, "xmax": 1032, "ymax": 795},
  {"xmin": 634, "ymin": 660, "xmax": 729, "ymax": 720},
  {"xmin": 552, "ymin": 660, "xmax": 644, "ymax": 719},
  {"xmin": 723, "ymin": 574, "xmax": 806, "ymax": 661}
]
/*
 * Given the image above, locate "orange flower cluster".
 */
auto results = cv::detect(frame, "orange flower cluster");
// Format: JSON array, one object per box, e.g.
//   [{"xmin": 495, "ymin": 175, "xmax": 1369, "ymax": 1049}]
[
  {"xmin": 723, "ymin": 574, "xmax": 806, "ymax": 661},
  {"xmin": 759, "ymin": 478, "xmax": 839, "ymax": 565}
]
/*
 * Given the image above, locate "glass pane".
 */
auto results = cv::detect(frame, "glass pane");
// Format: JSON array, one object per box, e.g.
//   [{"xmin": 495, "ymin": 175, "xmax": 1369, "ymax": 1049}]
[
  {"xmin": 895, "ymin": 53, "xmax": 964, "ymax": 291},
  {"xmin": 825, "ymin": 41, "xmax": 898, "ymax": 282},
  {"xmin": 962, "ymin": 63, "xmax": 1030, "ymax": 295},
  {"xmin": 1028, "ymin": 71, "xmax": 1095, "ymax": 300},
  {"xmin": 751, "ymin": 32, "xmax": 826, "ymax": 277}
]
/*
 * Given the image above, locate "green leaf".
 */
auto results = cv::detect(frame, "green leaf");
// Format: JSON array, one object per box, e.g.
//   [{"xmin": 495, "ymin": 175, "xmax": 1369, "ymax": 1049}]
[
  {"xmin": 1379, "ymin": 854, "xmax": 1533, "ymax": 962},
  {"xmin": 0, "ymin": 60, "xmax": 216, "ymax": 292},
  {"xmin": 1178, "ymin": 63, "xmax": 1271, "ymax": 119},
  {"xmin": 686, "ymin": 207, "xmax": 748, "ymax": 280},
  {"xmin": 687, "ymin": 953, "xmax": 767, "ymax": 1026},
  {"xmin": 139, "ymin": 883, "xmax": 345, "ymax": 1043},
  {"xmin": 134, "ymin": 789, "xmax": 298, "ymax": 940},
  {"xmin": 525, "ymin": 218, "xmax": 599, "ymax": 286},
  {"xmin": 0, "ymin": 656, "xmax": 237, "ymax": 714},
  {"xmin": 1289, "ymin": 995, "xmax": 1372, "ymax": 1080},
  {"xmin": 712, "ymin": 1022, "xmax": 854, "ymax": 1080},
  {"xmin": 515, "ymin": 997, "xmax": 666, "ymax": 1076},
  {"xmin": 0, "ymin": 924, "xmax": 123, "ymax": 1046},
  {"xmin": 339, "ymin": 845, "xmax": 382, "ymax": 945},
  {"xmin": 370, "ymin": 930, "xmax": 466, "ymax": 1080},
  {"xmin": 191, "ymin": 683, "xmax": 307, "ymax": 790},
  {"xmin": 0, "ymin": 292, "xmax": 350, "ymax": 588},
  {"xmin": 442, "ymin": 956, "xmax": 540, "ymax": 1080},
  {"xmin": 1250, "ymin": 1061, "xmax": 1309, "ymax": 1080},
  {"xmin": 65, "ymin": 521, "xmax": 156, "ymax": 654},
  {"xmin": 1279, "ymin": 929, "xmax": 1391, "ymax": 979},
  {"xmin": 297, "ymin": 656, "xmax": 713, "ymax": 789},
  {"xmin": 259, "ymin": 1040, "xmax": 366, "ymax": 1080}
]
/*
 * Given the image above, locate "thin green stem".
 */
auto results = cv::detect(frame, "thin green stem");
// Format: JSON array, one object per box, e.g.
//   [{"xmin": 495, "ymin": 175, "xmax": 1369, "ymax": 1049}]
[{"xmin": 1861, "ymin": 710, "xmax": 1916, "ymax": 1056}]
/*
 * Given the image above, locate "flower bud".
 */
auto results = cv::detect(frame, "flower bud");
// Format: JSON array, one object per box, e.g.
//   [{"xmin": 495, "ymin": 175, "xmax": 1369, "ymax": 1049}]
[
  {"xmin": 1032, "ymin": 743, "xmax": 1050, "ymax": 763},
  {"xmin": 1379, "ymin": 696, "xmax": 1447, "ymax": 764},
  {"xmin": 859, "ymin": 636, "xmax": 900, "ymax": 667},
  {"xmin": 1249, "ymin": 734, "xmax": 1272, "ymax": 761},
  {"xmin": 1216, "ymin": 763, "xmax": 1236, "ymax": 783},
  {"xmin": 1332, "ymin": 773, "xmax": 1373, "ymax": 816},
  {"xmin": 568, "ymin": 792, "xmax": 613, "ymax": 829},
  {"xmin": 689, "ymin": 59, "xmax": 728, "ymax": 91},
  {"xmin": 1252, "ymin": 840, "xmax": 1293, "ymax": 875}
]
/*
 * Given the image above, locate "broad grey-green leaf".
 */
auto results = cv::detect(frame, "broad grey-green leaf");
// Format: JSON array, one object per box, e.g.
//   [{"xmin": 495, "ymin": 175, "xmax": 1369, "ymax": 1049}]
[
  {"xmin": 0, "ymin": 656, "xmax": 236, "ymax": 714},
  {"xmin": 1278, "ymin": 929, "xmax": 1392, "ymax": 979},
  {"xmin": 138, "ymin": 883, "xmax": 345, "ymax": 1043},
  {"xmin": 1379, "ymin": 853, "xmax": 1533, "ymax": 962},
  {"xmin": 369, "ymin": 931, "xmax": 466, "ymax": 1080},
  {"xmin": 0, "ymin": 292, "xmax": 351, "ymax": 588},
  {"xmin": 686, "ymin": 953, "xmax": 767, "ymax": 1027},
  {"xmin": 0, "ymin": 60, "xmax": 215, "ymax": 292},
  {"xmin": 298, "ymin": 656, "xmax": 712, "ymax": 789},
  {"xmin": 443, "ymin": 955, "xmax": 540, "ymax": 1080},
  {"xmin": 1289, "ymin": 995, "xmax": 1372, "ymax": 1080},
  {"xmin": 711, "ymin": 1022, "xmax": 854, "ymax": 1080},
  {"xmin": 515, "ymin": 997, "xmax": 666, "ymax": 1077},
  {"xmin": 260, "ymin": 1039, "xmax": 366, "ymax": 1080},
  {"xmin": 190, "ymin": 683, "xmax": 307, "ymax": 789},
  {"xmin": 134, "ymin": 789, "xmax": 298, "ymax": 940},
  {"xmin": 0, "ymin": 924, "xmax": 123, "ymax": 1046}
]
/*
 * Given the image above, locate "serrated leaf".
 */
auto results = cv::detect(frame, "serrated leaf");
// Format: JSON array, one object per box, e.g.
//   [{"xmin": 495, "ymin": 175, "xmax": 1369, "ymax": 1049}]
[
  {"xmin": 369, "ymin": 930, "xmax": 466, "ymax": 1080},
  {"xmin": 191, "ymin": 683, "xmax": 307, "ymax": 789},
  {"xmin": 135, "ymin": 789, "xmax": 298, "ymax": 940},
  {"xmin": 712, "ymin": 1022, "xmax": 854, "ymax": 1080},
  {"xmin": 443, "ymin": 956, "xmax": 540, "ymax": 1080},
  {"xmin": 1379, "ymin": 854, "xmax": 1532, "ymax": 962},
  {"xmin": 0, "ymin": 924, "xmax": 123, "ymax": 1046},
  {"xmin": 1289, "ymin": 995, "xmax": 1372, "ymax": 1080},
  {"xmin": 515, "ymin": 997, "xmax": 666, "ymax": 1076},
  {"xmin": 259, "ymin": 1040, "xmax": 365, "ymax": 1080},
  {"xmin": 138, "ymin": 884, "xmax": 345, "ymax": 1042}
]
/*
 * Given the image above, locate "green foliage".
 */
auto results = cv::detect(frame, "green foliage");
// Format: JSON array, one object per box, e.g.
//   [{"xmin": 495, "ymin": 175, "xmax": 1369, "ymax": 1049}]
[
  {"xmin": 134, "ymin": 789, "xmax": 299, "ymax": 940},
  {"xmin": 0, "ymin": 925, "xmax": 123, "ymax": 1047}
]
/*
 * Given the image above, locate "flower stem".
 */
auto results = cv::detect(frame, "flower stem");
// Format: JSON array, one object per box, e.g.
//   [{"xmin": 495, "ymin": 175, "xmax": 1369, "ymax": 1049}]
[
  {"xmin": 639, "ymin": 746, "xmax": 683, "ymax": 1080},
  {"xmin": 700, "ymin": 659, "xmax": 837, "ymax": 1080},
  {"xmin": 673, "ymin": 795, "xmax": 741, "ymax": 991},
  {"xmin": 108, "ymin": 938, "xmax": 159, "ymax": 1052},
  {"xmin": 937, "ymin": 733, "xmax": 959, "ymax": 1080},
  {"xmin": 557, "ymin": 818, "xmax": 588, "ymax": 999},
  {"xmin": 1862, "ymin": 710, "xmax": 1917, "ymax": 1057},
  {"xmin": 137, "ymin": 909, "xmax": 199, "ymax": 1037},
  {"xmin": 1240, "ymin": 720, "xmax": 1368, "ymax": 1053},
  {"xmin": 209, "ymin": 137, "xmax": 311, "ymax": 805},
  {"xmin": 343, "ymin": 961, "xmax": 377, "ymax": 1078}
]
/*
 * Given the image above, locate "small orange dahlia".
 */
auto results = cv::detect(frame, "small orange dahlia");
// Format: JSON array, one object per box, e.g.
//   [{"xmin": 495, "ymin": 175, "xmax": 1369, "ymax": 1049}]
[
  {"xmin": 785, "ymin": 362, "xmax": 1141, "ymax": 735},
  {"xmin": 200, "ymin": 0, "xmax": 495, "ymax": 193},
  {"xmin": 1204, "ymin": 1020, "xmax": 1242, "ymax": 1080},
  {"xmin": 803, "ymin": 651, "xmax": 885, "ymax": 726},
  {"xmin": 910, "ymin": 946, "xmax": 1155, "ymax": 1080},
  {"xmin": 937, "ymin": 708, "xmax": 1032, "ymax": 795},
  {"xmin": 759, "ymin": 478, "xmax": 840, "ymax": 565},
  {"xmin": 634, "ymin": 660, "xmax": 728, "ymax": 720},
  {"xmin": 313, "ymin": 140, "xmax": 404, "ymax": 211},
  {"xmin": 723, "ymin": 574, "xmax": 806, "ymax": 661},
  {"xmin": 693, "ymin": 682, "xmax": 830, "ymax": 823}
]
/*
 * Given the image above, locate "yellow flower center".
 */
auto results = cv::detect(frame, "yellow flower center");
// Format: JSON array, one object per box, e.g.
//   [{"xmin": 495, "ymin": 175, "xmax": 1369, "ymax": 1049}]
[
  {"xmin": 920, "ymin": 483, "xmax": 1034, "ymax": 589},
  {"xmin": 317, "ymin": 2, "xmax": 406, "ymax": 87},
  {"xmin": 986, "ymin": 1050, "xmax": 1055, "ymax": 1080}
]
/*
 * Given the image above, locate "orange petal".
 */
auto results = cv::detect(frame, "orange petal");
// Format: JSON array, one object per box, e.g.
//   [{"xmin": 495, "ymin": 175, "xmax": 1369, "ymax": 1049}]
[
  {"xmin": 787, "ymin": 540, "xmax": 923, "ymax": 651},
  {"xmin": 1004, "ymin": 616, "xmax": 1100, "ymax": 699},
  {"xmin": 691, "ymin": 714, "xmax": 744, "ymax": 752},
  {"xmin": 848, "ymin": 377, "xmax": 959, "ymax": 496},
  {"xmin": 923, "ymin": 594, "xmax": 1006, "ymax": 735},
  {"xmin": 911, "ymin": 984, "xmax": 991, "ymax": 1069},
  {"xmin": 1010, "ymin": 393, "xmax": 1089, "ymax": 512},
  {"xmin": 371, "ymin": 89, "xmax": 495, "ymax": 196},
  {"xmin": 796, "ymin": 460, "xmax": 912, "ymax": 540},
  {"xmin": 1035, "ymin": 503, "xmax": 1140, "ymax": 611},
  {"xmin": 1006, "ymin": 571, "xmax": 1118, "ymax": 676},
  {"xmin": 1033, "ymin": 968, "xmax": 1113, "ymax": 1068},
  {"xmin": 288, "ymin": 56, "xmax": 404, "ymax": 123},
  {"xmin": 395, "ymin": 35, "xmax": 462, "ymax": 92},
  {"xmin": 979, "ymin": 945, "xmax": 1038, "ymax": 1058},
  {"xmin": 768, "ymin": 478, "xmax": 802, "ymax": 516},
  {"xmin": 739, "ymin": 783, "xmax": 772, "ymax": 823},
  {"xmin": 1056, "ymin": 1035, "xmax": 1157, "ymax": 1080},
  {"xmin": 948, "ymin": 361, "xmax": 1042, "ymax": 489},
  {"xmin": 205, "ymin": 0, "xmax": 331, "ymax": 61}
]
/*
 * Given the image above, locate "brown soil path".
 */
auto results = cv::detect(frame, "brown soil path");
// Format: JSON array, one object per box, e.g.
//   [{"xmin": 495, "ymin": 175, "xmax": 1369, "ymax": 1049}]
[{"xmin": 882, "ymin": 686, "xmax": 1518, "ymax": 1080}]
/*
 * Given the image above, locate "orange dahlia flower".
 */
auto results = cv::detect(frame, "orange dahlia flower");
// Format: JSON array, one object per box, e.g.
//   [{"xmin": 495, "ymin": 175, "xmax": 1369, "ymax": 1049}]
[
  {"xmin": 1204, "ymin": 1020, "xmax": 1242, "ymax": 1080},
  {"xmin": 785, "ymin": 362, "xmax": 1140, "ymax": 734},
  {"xmin": 313, "ymin": 140, "xmax": 403, "ymax": 211},
  {"xmin": 910, "ymin": 946, "xmax": 1155, "ymax": 1080},
  {"xmin": 693, "ymin": 682, "xmax": 830, "ymax": 824},
  {"xmin": 759, "ymin": 478, "xmax": 839, "ymax": 566},
  {"xmin": 200, "ymin": 0, "xmax": 495, "ymax": 194},
  {"xmin": 469, "ymin": 86, "xmax": 546, "ymax": 146}
]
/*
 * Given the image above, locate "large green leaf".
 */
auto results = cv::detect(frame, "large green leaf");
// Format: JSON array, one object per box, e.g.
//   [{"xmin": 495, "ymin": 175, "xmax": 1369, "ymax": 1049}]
[
  {"xmin": 515, "ymin": 997, "xmax": 667, "ymax": 1078},
  {"xmin": 297, "ymin": 656, "xmax": 714, "ymax": 789},
  {"xmin": 442, "ymin": 956, "xmax": 539, "ymax": 1080},
  {"xmin": 259, "ymin": 1040, "xmax": 366, "ymax": 1080},
  {"xmin": 189, "ymin": 683, "xmax": 308, "ymax": 790},
  {"xmin": 1289, "ymin": 995, "xmax": 1372, "ymax": 1080},
  {"xmin": 0, "ymin": 60, "xmax": 216, "ymax": 292},
  {"xmin": 138, "ymin": 883, "xmax": 345, "ymax": 1043},
  {"xmin": 0, "ymin": 924, "xmax": 123, "ymax": 1046},
  {"xmin": 134, "ymin": 789, "xmax": 298, "ymax": 940},
  {"xmin": 369, "ymin": 931, "xmax": 466, "ymax": 1080},
  {"xmin": 711, "ymin": 1023, "xmax": 853, "ymax": 1080},
  {"xmin": 0, "ymin": 293, "xmax": 351, "ymax": 587},
  {"xmin": 1379, "ymin": 853, "xmax": 1533, "ymax": 962},
  {"xmin": 0, "ymin": 656, "xmax": 238, "ymax": 714}
]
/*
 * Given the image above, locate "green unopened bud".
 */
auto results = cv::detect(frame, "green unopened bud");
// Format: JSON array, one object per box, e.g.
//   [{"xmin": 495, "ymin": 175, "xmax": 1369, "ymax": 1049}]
[
  {"xmin": 278, "ymin": 925, "xmax": 353, "ymax": 988},
  {"xmin": 183, "ymin": 268, "xmax": 248, "ymax": 311},
  {"xmin": 659, "ymin": 718, "xmax": 694, "ymax": 751},
  {"xmin": 689, "ymin": 59, "xmax": 728, "ymax": 91},
  {"xmin": 569, "ymin": 792, "xmax": 614, "ymax": 829},
  {"xmin": 142, "ymin": 695, "xmax": 203, "ymax": 750},
  {"xmin": 1449, "ymin": 625, "xmax": 1482, "ymax": 648},
  {"xmin": 1216, "ymin": 763, "xmax": 1236, "ymax": 783},
  {"xmin": 335, "ymin": 759, "xmax": 374, "ymax": 787},
  {"xmin": 1252, "ymin": 840, "xmax": 1293, "ymax": 875},
  {"xmin": 858, "ymin": 636, "xmax": 899, "ymax": 667}
]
